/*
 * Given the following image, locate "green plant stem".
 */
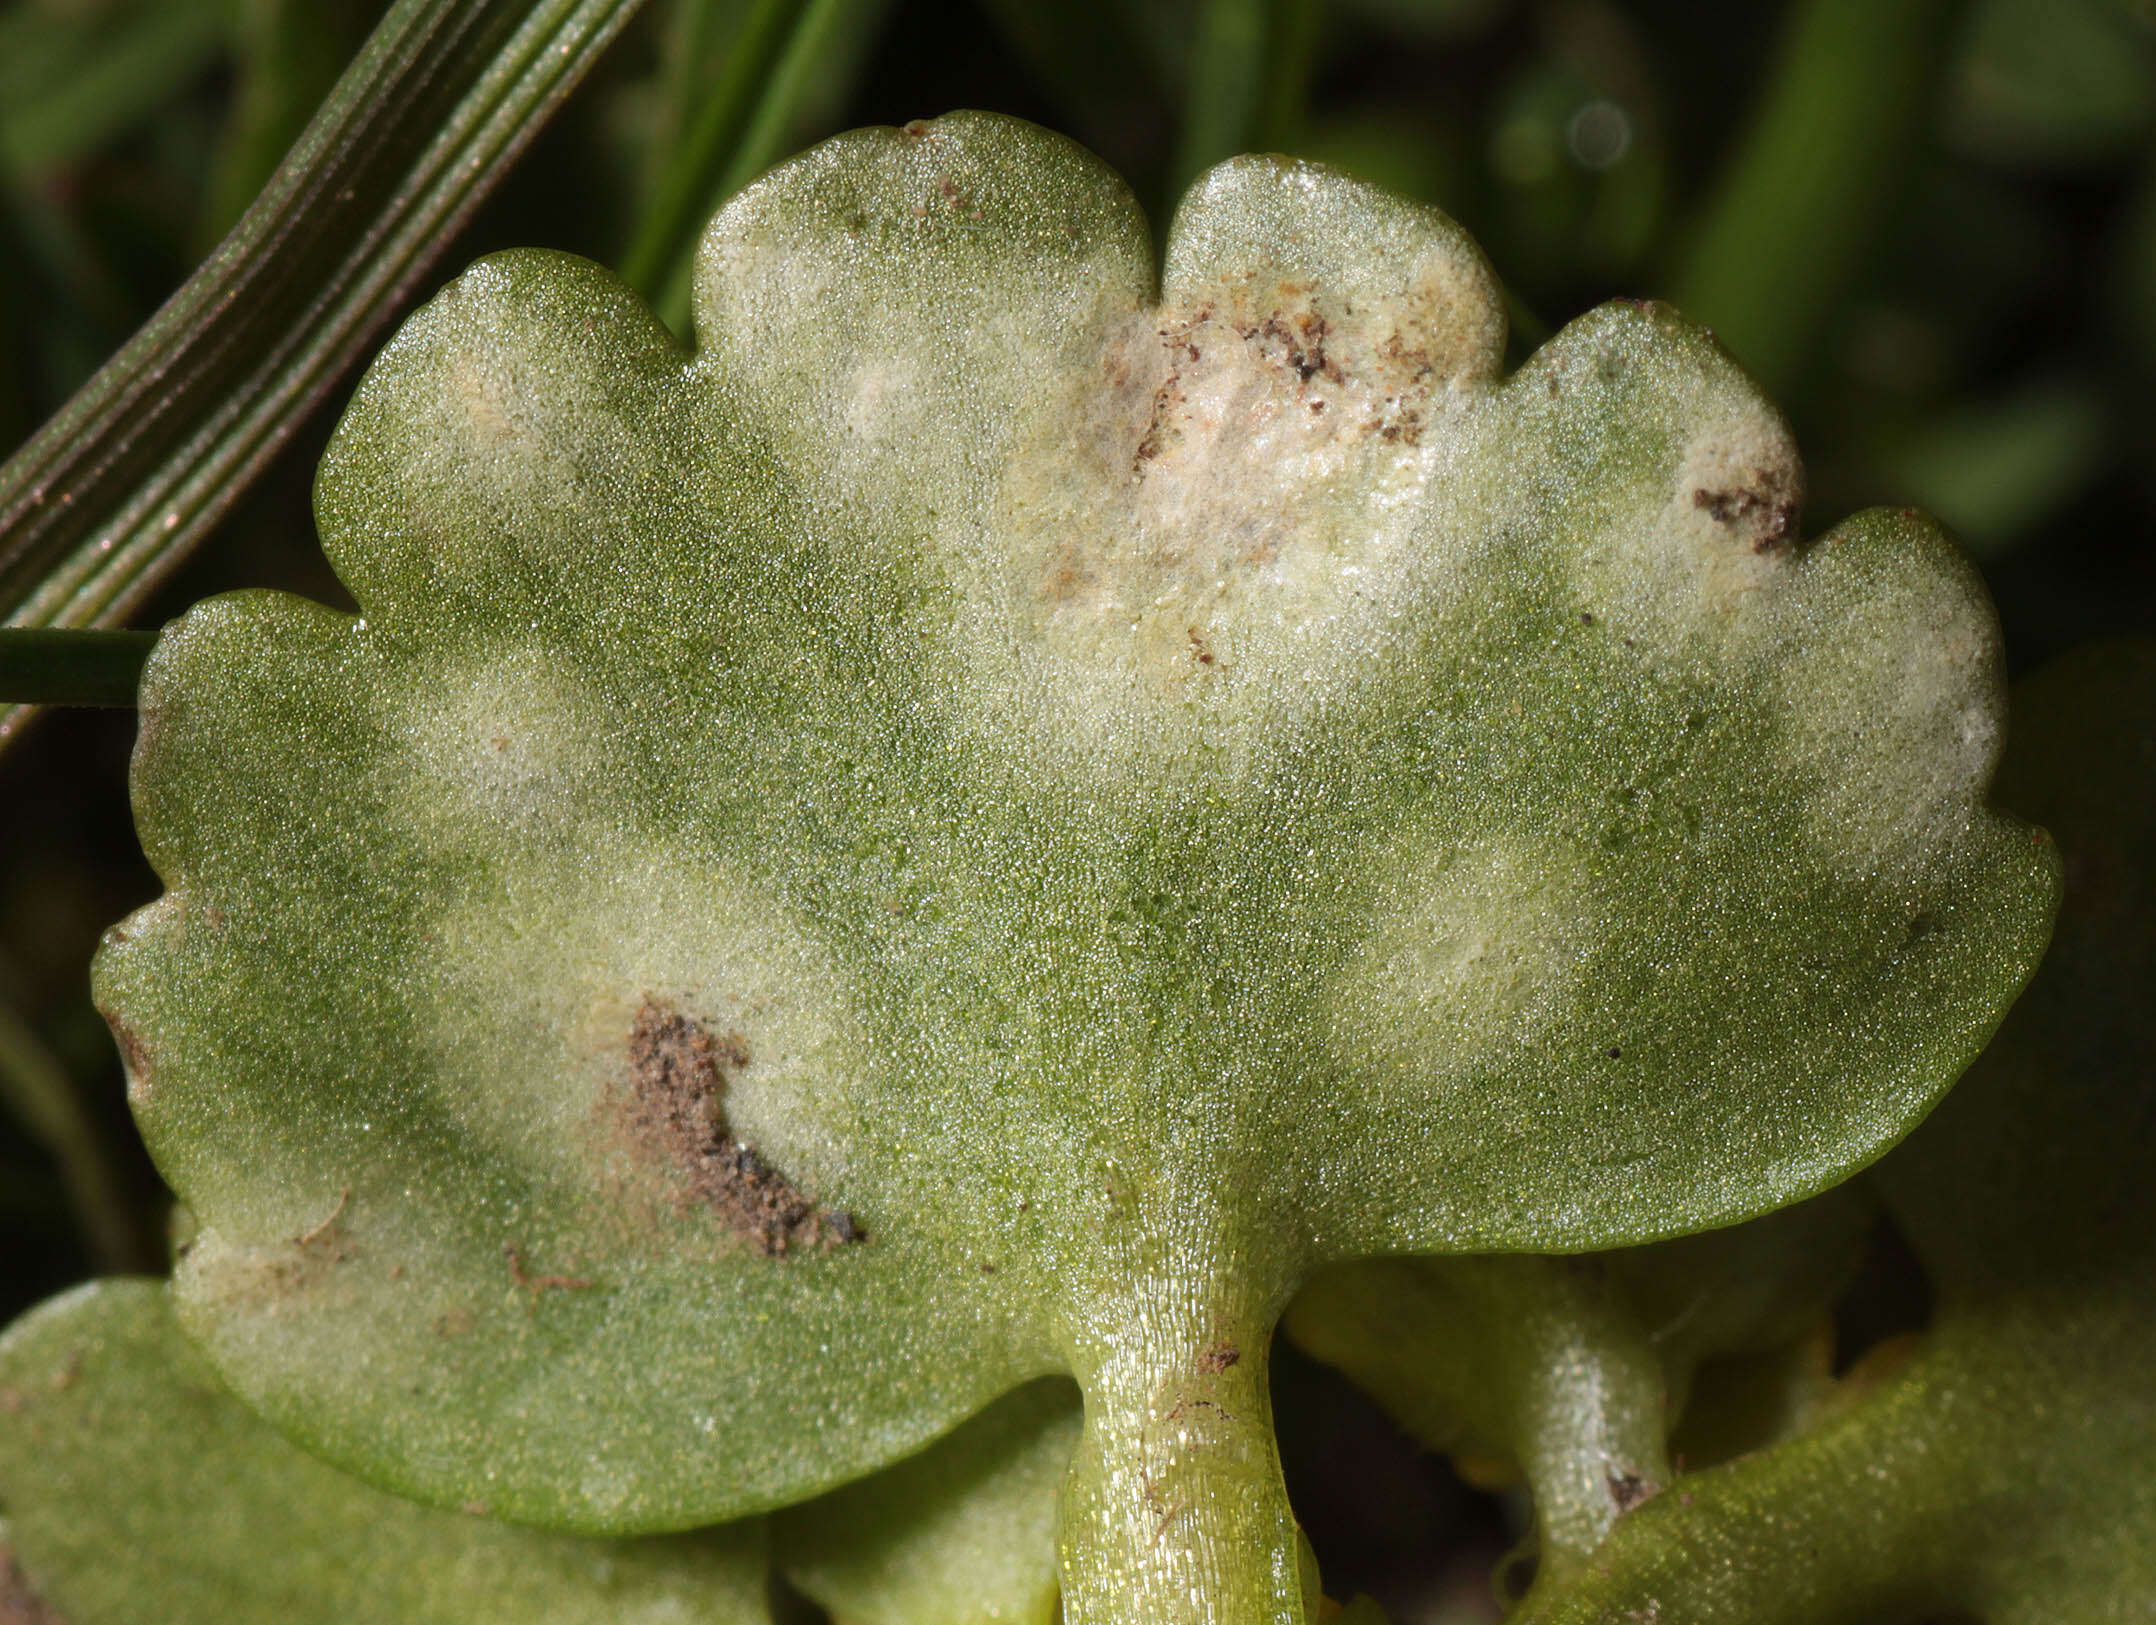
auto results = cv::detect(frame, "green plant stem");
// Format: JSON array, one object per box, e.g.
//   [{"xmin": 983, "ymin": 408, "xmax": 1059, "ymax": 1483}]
[
  {"xmin": 1286, "ymin": 1255, "xmax": 1671, "ymax": 1585},
  {"xmin": 0, "ymin": 0, "xmax": 649, "ymax": 751},
  {"xmin": 0, "ymin": 998, "xmax": 160, "ymax": 1272},
  {"xmin": 0, "ymin": 630, "xmax": 155, "ymax": 707},
  {"xmin": 1059, "ymin": 1291, "xmax": 1314, "ymax": 1625},
  {"xmin": 1174, "ymin": 0, "xmax": 1321, "ymax": 191},
  {"xmin": 1669, "ymin": 0, "xmax": 1966, "ymax": 400}
]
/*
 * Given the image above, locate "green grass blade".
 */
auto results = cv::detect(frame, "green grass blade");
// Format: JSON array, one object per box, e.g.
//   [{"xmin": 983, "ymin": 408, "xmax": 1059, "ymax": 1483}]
[
  {"xmin": 0, "ymin": 997, "xmax": 160, "ymax": 1272},
  {"xmin": 0, "ymin": 0, "xmax": 232, "ymax": 176},
  {"xmin": 0, "ymin": 630, "xmax": 155, "ymax": 707},
  {"xmin": 619, "ymin": 0, "xmax": 811, "ymax": 307},
  {"xmin": 635, "ymin": 0, "xmax": 891, "ymax": 336},
  {"xmin": 1670, "ymin": 0, "xmax": 1966, "ymax": 400},
  {"xmin": 0, "ymin": 0, "xmax": 649, "ymax": 751},
  {"xmin": 1174, "ymin": 0, "xmax": 1321, "ymax": 190}
]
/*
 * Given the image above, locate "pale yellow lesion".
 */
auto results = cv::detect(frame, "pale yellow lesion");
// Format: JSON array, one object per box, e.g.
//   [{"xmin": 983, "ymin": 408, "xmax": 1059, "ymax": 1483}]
[
  {"xmin": 1765, "ymin": 520, "xmax": 2007, "ymax": 884},
  {"xmin": 385, "ymin": 645, "xmax": 618, "ymax": 844},
  {"xmin": 416, "ymin": 840, "xmax": 871, "ymax": 1231},
  {"xmin": 367, "ymin": 263, "xmax": 667, "ymax": 547},
  {"xmin": 953, "ymin": 253, "xmax": 1505, "ymax": 790},
  {"xmin": 1327, "ymin": 834, "xmax": 1599, "ymax": 1097}
]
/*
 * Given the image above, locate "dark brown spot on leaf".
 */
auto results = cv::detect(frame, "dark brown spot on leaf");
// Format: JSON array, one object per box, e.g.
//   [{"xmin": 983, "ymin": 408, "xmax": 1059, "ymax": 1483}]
[
  {"xmin": 618, "ymin": 1000, "xmax": 859, "ymax": 1256},
  {"xmin": 1606, "ymin": 1465, "xmax": 1658, "ymax": 1512},
  {"xmin": 504, "ymin": 1244, "xmax": 596, "ymax": 1308},
  {"xmin": 1196, "ymin": 1341, "xmax": 1240, "ymax": 1373},
  {"xmin": 1691, "ymin": 473, "xmax": 1799, "ymax": 552}
]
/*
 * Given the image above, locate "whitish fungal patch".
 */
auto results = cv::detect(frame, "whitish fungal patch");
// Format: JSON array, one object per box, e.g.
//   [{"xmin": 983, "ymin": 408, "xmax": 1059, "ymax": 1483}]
[
  {"xmin": 390, "ymin": 646, "xmax": 615, "ymax": 843},
  {"xmin": 967, "ymin": 253, "xmax": 1499, "ymax": 786},
  {"xmin": 419, "ymin": 843, "xmax": 867, "ymax": 1212},
  {"xmin": 1329, "ymin": 836, "xmax": 1598, "ymax": 1095}
]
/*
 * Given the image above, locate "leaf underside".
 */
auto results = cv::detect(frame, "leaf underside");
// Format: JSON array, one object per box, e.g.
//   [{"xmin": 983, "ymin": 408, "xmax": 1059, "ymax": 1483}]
[
  {"xmin": 0, "ymin": 1279, "xmax": 769, "ymax": 1625},
  {"xmin": 1512, "ymin": 642, "xmax": 2156, "ymax": 1625},
  {"xmin": 95, "ymin": 111, "xmax": 2056, "ymax": 1620}
]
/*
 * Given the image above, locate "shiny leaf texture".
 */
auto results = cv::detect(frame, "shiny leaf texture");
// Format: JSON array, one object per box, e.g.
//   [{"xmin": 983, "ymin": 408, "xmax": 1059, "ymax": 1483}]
[
  {"xmin": 95, "ymin": 113, "xmax": 2056, "ymax": 1622},
  {"xmin": 0, "ymin": 1279, "xmax": 771, "ymax": 1625},
  {"xmin": 777, "ymin": 1377, "xmax": 1081, "ymax": 1625},
  {"xmin": 1511, "ymin": 641, "xmax": 2156, "ymax": 1625}
]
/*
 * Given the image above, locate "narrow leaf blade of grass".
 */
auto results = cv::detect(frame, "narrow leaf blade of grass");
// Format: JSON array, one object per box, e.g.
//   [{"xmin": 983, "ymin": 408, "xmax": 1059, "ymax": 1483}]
[
  {"xmin": 0, "ymin": 630, "xmax": 155, "ymax": 707},
  {"xmin": 0, "ymin": 0, "xmax": 650, "ymax": 751},
  {"xmin": 1173, "ymin": 0, "xmax": 1320, "ymax": 192},
  {"xmin": 199, "ymin": 0, "xmax": 387, "ymax": 249},
  {"xmin": 640, "ymin": 0, "xmax": 891, "ymax": 336},
  {"xmin": 1669, "ymin": 0, "xmax": 1966, "ymax": 400},
  {"xmin": 619, "ymin": 0, "xmax": 809, "ymax": 306},
  {"xmin": 0, "ymin": 0, "xmax": 232, "ymax": 176},
  {"xmin": 0, "ymin": 997, "xmax": 160, "ymax": 1272}
]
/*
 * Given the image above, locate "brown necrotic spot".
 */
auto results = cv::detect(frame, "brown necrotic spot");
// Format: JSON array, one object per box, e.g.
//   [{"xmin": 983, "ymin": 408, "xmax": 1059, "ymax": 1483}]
[
  {"xmin": 102, "ymin": 1011, "xmax": 152, "ymax": 1102},
  {"xmin": 617, "ymin": 1000, "xmax": 858, "ymax": 1256},
  {"xmin": 1606, "ymin": 1465, "xmax": 1659, "ymax": 1512},
  {"xmin": 1691, "ymin": 471, "xmax": 1799, "ymax": 552}
]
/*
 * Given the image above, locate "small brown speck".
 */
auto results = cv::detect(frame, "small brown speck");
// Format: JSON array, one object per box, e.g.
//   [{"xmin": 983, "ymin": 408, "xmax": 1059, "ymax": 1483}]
[
  {"xmin": 1607, "ymin": 1467, "xmax": 1658, "ymax": 1512},
  {"xmin": 1196, "ymin": 1341, "xmax": 1240, "ymax": 1374},
  {"xmin": 295, "ymin": 1188, "xmax": 350, "ymax": 1249}
]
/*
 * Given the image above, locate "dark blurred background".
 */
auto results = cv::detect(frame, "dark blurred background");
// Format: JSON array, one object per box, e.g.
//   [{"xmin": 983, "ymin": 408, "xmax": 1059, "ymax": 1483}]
[{"xmin": 2, "ymin": 0, "xmax": 2152, "ymax": 1614}]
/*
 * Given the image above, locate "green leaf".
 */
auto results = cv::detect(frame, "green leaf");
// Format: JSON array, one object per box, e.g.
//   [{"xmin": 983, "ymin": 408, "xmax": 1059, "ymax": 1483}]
[
  {"xmin": 1510, "ymin": 641, "xmax": 2156, "ymax": 1625},
  {"xmin": 0, "ymin": 0, "xmax": 648, "ymax": 751},
  {"xmin": 777, "ymin": 1378, "xmax": 1081, "ymax": 1625},
  {"xmin": 95, "ymin": 114, "xmax": 2056, "ymax": 1622},
  {"xmin": 1283, "ymin": 1185, "xmax": 1872, "ymax": 1579},
  {"xmin": 0, "ymin": 1278, "xmax": 771, "ymax": 1625}
]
